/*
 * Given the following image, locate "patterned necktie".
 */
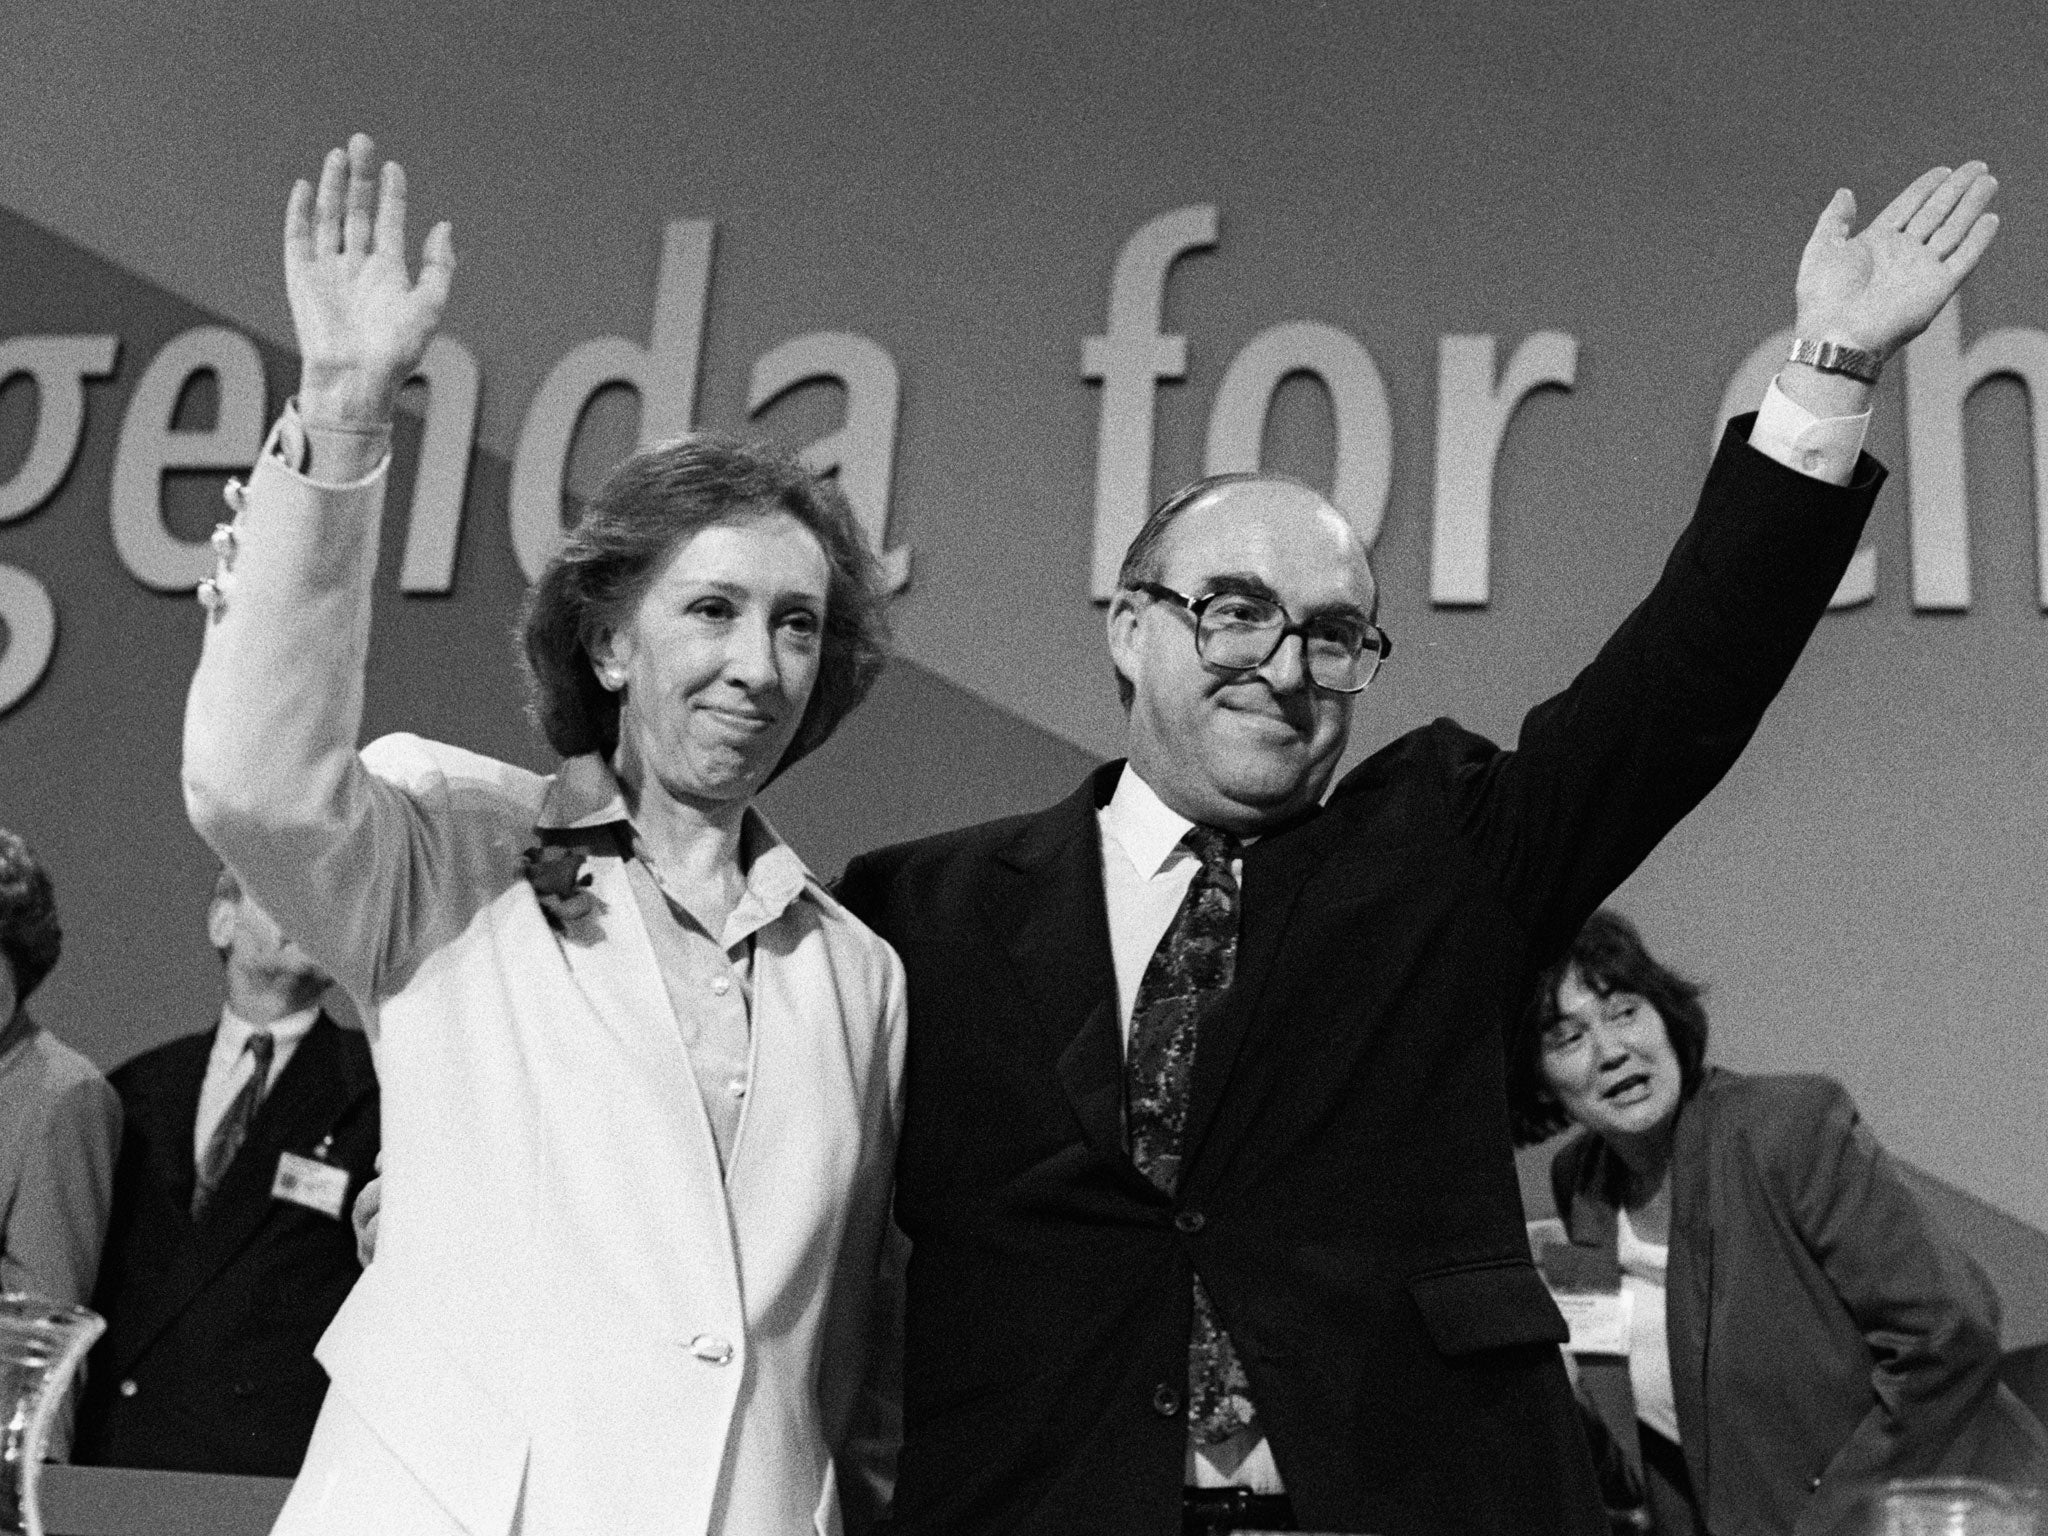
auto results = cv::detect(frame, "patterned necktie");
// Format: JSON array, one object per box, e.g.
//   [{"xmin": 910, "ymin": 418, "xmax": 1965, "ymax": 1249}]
[
  {"xmin": 193, "ymin": 1030, "xmax": 275, "ymax": 1220},
  {"xmin": 1125, "ymin": 825, "xmax": 1258, "ymax": 1445}
]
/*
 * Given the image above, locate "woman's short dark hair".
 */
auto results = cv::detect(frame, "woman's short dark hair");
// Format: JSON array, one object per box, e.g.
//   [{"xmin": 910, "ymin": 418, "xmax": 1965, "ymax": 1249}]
[
  {"xmin": 0, "ymin": 828, "xmax": 61, "ymax": 1007},
  {"xmin": 1506, "ymin": 908, "xmax": 1711, "ymax": 1147},
  {"xmin": 520, "ymin": 434, "xmax": 890, "ymax": 775}
]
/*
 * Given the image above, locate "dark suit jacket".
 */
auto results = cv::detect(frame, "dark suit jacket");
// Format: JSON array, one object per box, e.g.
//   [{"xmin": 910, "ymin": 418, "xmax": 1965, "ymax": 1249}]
[
  {"xmin": 837, "ymin": 423, "xmax": 1881, "ymax": 1536},
  {"xmin": 74, "ymin": 1013, "xmax": 378, "ymax": 1477},
  {"xmin": 1557, "ymin": 1069, "xmax": 2015, "ymax": 1536}
]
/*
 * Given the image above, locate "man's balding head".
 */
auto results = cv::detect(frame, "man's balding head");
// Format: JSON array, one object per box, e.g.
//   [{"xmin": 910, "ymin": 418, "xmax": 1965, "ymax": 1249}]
[{"xmin": 1107, "ymin": 475, "xmax": 1377, "ymax": 833}]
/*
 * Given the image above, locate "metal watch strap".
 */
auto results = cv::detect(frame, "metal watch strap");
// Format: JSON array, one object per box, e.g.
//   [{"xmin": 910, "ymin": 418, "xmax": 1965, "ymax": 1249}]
[{"xmin": 1788, "ymin": 337, "xmax": 1882, "ymax": 385}]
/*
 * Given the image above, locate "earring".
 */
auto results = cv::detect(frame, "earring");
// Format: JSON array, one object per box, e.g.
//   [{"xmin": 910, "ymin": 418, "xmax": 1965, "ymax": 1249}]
[{"xmin": 600, "ymin": 667, "xmax": 625, "ymax": 691}]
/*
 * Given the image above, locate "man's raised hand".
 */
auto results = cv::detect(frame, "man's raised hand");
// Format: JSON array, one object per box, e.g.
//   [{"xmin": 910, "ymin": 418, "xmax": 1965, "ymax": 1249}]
[
  {"xmin": 1796, "ymin": 162, "xmax": 1999, "ymax": 361},
  {"xmin": 284, "ymin": 133, "xmax": 454, "ymax": 431}
]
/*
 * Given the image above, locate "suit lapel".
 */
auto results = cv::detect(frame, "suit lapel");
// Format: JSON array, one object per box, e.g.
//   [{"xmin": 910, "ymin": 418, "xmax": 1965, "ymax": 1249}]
[
  {"xmin": 113, "ymin": 1017, "xmax": 373, "ymax": 1372},
  {"xmin": 1667, "ymin": 1077, "xmax": 1716, "ymax": 1502},
  {"xmin": 983, "ymin": 766, "xmax": 1136, "ymax": 1178},
  {"xmin": 529, "ymin": 766, "xmax": 705, "ymax": 1129},
  {"xmin": 135, "ymin": 1034, "xmax": 212, "ymax": 1216},
  {"xmin": 1180, "ymin": 805, "xmax": 1331, "ymax": 1175},
  {"xmin": 545, "ymin": 842, "xmax": 725, "ymax": 1182},
  {"xmin": 529, "ymin": 812, "xmax": 737, "ymax": 1293}
]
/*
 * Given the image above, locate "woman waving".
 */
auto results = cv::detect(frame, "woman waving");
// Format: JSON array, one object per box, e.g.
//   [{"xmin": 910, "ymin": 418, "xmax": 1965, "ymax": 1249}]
[{"xmin": 184, "ymin": 135, "xmax": 902, "ymax": 1536}]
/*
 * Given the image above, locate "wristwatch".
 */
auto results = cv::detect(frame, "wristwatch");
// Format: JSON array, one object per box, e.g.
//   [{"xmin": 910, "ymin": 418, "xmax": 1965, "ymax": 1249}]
[{"xmin": 1788, "ymin": 337, "xmax": 1882, "ymax": 385}]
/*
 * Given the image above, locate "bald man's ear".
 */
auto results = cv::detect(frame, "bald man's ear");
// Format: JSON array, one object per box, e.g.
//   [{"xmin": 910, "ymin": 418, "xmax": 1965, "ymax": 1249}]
[
  {"xmin": 206, "ymin": 893, "xmax": 237, "ymax": 953},
  {"xmin": 1106, "ymin": 589, "xmax": 1146, "ymax": 688}
]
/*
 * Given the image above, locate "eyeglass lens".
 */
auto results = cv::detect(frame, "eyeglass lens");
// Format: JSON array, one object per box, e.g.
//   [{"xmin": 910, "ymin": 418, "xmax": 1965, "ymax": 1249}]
[{"xmin": 1196, "ymin": 596, "xmax": 1383, "ymax": 691}]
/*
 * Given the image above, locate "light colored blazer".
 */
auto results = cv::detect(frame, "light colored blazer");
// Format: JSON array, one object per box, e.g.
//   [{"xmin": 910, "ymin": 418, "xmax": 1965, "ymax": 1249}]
[{"xmin": 182, "ymin": 418, "xmax": 906, "ymax": 1536}]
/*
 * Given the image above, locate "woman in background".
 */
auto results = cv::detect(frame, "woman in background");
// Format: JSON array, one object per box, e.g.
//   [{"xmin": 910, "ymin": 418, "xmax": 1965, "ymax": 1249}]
[
  {"xmin": 0, "ymin": 826, "xmax": 121, "ymax": 1459},
  {"xmin": 1510, "ymin": 909, "xmax": 2042, "ymax": 1536},
  {"xmin": 183, "ymin": 136, "xmax": 903, "ymax": 1536}
]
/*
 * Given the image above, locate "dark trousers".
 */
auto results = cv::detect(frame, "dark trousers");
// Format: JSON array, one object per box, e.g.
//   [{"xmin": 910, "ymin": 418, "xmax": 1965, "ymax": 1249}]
[{"xmin": 1639, "ymin": 1424, "xmax": 1700, "ymax": 1536}]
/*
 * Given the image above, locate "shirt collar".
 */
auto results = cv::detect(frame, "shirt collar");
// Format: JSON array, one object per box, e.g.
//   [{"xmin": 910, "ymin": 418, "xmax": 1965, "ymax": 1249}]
[
  {"xmin": 537, "ymin": 752, "xmax": 820, "ymax": 938},
  {"xmin": 534, "ymin": 752, "xmax": 632, "ymax": 831},
  {"xmin": 721, "ymin": 816, "xmax": 813, "ymax": 946},
  {"xmin": 1100, "ymin": 765, "xmax": 1198, "ymax": 880},
  {"xmin": 215, "ymin": 1003, "xmax": 321, "ymax": 1062},
  {"xmin": 0, "ymin": 1008, "xmax": 36, "ymax": 1063}
]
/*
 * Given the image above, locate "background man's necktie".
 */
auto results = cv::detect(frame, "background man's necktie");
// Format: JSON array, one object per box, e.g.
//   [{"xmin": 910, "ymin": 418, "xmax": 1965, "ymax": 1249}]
[
  {"xmin": 1125, "ymin": 825, "xmax": 1258, "ymax": 1445},
  {"xmin": 193, "ymin": 1030, "xmax": 275, "ymax": 1220}
]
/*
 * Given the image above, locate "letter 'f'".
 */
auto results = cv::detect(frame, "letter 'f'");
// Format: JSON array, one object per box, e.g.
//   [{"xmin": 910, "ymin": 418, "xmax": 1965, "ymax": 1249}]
[{"xmin": 1083, "ymin": 206, "xmax": 1218, "ymax": 600}]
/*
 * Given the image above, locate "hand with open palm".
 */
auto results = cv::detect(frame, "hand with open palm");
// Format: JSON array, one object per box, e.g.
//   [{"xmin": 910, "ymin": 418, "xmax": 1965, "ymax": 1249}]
[
  {"xmin": 285, "ymin": 133, "xmax": 455, "ymax": 432},
  {"xmin": 1795, "ymin": 162, "xmax": 1999, "ymax": 360}
]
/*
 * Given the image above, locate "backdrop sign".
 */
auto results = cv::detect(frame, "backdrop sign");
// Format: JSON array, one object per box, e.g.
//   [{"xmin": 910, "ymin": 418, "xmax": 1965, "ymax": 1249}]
[{"xmin": 8, "ymin": 206, "xmax": 2044, "ymax": 718}]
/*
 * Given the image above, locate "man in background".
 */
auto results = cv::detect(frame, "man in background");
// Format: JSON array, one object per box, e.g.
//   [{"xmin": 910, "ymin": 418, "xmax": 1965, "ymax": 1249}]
[
  {"xmin": 0, "ymin": 826, "xmax": 121, "ymax": 1460},
  {"xmin": 74, "ymin": 868, "xmax": 377, "ymax": 1477}
]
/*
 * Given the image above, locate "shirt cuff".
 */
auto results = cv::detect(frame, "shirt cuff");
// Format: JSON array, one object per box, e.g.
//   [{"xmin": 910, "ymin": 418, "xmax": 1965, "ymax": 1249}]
[
  {"xmin": 261, "ymin": 399, "xmax": 392, "ymax": 489},
  {"xmin": 1746, "ymin": 376, "xmax": 1869, "ymax": 487}
]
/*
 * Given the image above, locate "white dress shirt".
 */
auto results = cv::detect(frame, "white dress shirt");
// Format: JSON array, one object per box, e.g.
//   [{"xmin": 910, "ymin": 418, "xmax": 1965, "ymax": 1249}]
[
  {"xmin": 1750, "ymin": 376, "xmax": 1870, "ymax": 485},
  {"xmin": 1617, "ymin": 1209, "xmax": 1679, "ymax": 1445},
  {"xmin": 192, "ymin": 1004, "xmax": 320, "ymax": 1166}
]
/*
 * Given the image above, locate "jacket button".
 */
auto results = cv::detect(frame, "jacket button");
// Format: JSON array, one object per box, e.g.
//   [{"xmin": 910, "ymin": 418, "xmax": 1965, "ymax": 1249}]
[
  {"xmin": 1174, "ymin": 1210, "xmax": 1205, "ymax": 1233},
  {"xmin": 118, "ymin": 1379, "xmax": 138, "ymax": 1398},
  {"xmin": 688, "ymin": 1334, "xmax": 734, "ymax": 1366},
  {"xmin": 1151, "ymin": 1384, "xmax": 1181, "ymax": 1417}
]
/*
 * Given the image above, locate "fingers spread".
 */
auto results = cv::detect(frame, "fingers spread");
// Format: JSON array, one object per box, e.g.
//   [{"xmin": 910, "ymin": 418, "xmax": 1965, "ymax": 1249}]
[
  {"xmin": 343, "ymin": 133, "xmax": 378, "ymax": 255},
  {"xmin": 313, "ymin": 146, "xmax": 346, "ymax": 255},
  {"xmin": 283, "ymin": 178, "xmax": 314, "ymax": 266},
  {"xmin": 373, "ymin": 160, "xmax": 408, "ymax": 260},
  {"xmin": 1873, "ymin": 166, "xmax": 1951, "ymax": 233}
]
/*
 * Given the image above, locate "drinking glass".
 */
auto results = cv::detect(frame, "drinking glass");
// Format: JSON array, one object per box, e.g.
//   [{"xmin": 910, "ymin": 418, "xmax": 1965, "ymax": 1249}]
[
  {"xmin": 0, "ymin": 1295, "xmax": 105, "ymax": 1536},
  {"xmin": 1871, "ymin": 1476, "xmax": 2040, "ymax": 1536}
]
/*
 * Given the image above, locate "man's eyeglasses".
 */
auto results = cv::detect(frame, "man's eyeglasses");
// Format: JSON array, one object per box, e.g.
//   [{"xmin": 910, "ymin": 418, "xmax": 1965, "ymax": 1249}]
[{"xmin": 1129, "ymin": 582, "xmax": 1393, "ymax": 694}]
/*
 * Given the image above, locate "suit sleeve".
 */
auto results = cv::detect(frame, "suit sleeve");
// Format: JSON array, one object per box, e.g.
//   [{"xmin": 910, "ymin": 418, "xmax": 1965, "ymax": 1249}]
[
  {"xmin": 1, "ymin": 1069, "xmax": 120, "ymax": 1461},
  {"xmin": 1765, "ymin": 1082, "xmax": 2003, "ymax": 1536},
  {"xmin": 837, "ymin": 1214, "xmax": 908, "ymax": 1534},
  {"xmin": 180, "ymin": 412, "xmax": 477, "ymax": 1010},
  {"xmin": 827, "ymin": 927, "xmax": 909, "ymax": 1534},
  {"xmin": 1441, "ymin": 420, "xmax": 1881, "ymax": 961},
  {"xmin": 832, "ymin": 853, "xmax": 886, "ymax": 934}
]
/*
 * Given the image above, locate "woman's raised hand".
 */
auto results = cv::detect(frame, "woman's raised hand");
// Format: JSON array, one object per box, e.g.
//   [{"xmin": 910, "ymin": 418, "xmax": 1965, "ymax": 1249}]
[{"xmin": 284, "ymin": 133, "xmax": 454, "ymax": 431}]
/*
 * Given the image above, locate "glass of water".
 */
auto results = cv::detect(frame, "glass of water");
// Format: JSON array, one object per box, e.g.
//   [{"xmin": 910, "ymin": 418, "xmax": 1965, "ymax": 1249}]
[{"xmin": 1872, "ymin": 1477, "xmax": 2040, "ymax": 1536}]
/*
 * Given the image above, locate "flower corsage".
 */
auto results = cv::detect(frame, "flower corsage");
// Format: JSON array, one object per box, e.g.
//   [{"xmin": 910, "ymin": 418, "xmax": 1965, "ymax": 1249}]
[{"xmin": 519, "ymin": 844, "xmax": 604, "ymax": 943}]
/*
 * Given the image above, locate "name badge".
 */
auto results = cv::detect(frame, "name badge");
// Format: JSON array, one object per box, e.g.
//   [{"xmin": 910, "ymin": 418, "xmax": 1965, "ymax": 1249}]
[
  {"xmin": 1552, "ymin": 1288, "xmax": 1632, "ymax": 1357},
  {"xmin": 272, "ymin": 1151, "xmax": 350, "ymax": 1219},
  {"xmin": 1527, "ymin": 1217, "xmax": 1629, "ymax": 1356}
]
